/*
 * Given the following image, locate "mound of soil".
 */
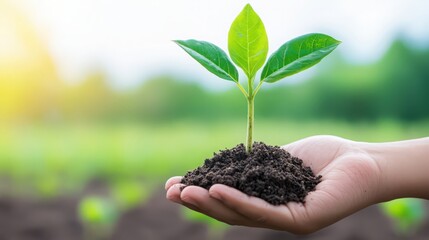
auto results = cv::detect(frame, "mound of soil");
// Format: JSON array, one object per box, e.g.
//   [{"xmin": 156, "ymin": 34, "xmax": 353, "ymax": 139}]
[{"xmin": 181, "ymin": 142, "xmax": 321, "ymax": 205}]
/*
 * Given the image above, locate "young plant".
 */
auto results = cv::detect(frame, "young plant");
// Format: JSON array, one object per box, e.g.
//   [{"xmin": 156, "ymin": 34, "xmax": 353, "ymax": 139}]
[{"xmin": 175, "ymin": 4, "xmax": 340, "ymax": 152}]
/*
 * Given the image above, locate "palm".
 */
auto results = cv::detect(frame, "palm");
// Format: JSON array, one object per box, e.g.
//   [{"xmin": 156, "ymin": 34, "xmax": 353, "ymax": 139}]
[
  {"xmin": 280, "ymin": 136, "xmax": 381, "ymax": 232},
  {"xmin": 166, "ymin": 136, "xmax": 381, "ymax": 234}
]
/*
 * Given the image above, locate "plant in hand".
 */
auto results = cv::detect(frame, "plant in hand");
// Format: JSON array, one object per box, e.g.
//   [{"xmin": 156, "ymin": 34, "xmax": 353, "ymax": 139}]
[{"xmin": 174, "ymin": 4, "xmax": 340, "ymax": 205}]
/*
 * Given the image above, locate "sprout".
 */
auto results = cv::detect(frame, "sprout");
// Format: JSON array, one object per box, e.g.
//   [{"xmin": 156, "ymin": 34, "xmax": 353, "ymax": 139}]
[{"xmin": 175, "ymin": 4, "xmax": 340, "ymax": 152}]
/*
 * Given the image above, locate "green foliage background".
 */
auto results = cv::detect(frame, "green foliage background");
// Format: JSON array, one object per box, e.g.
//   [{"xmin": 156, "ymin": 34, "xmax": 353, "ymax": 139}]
[{"xmin": 4, "ymin": 39, "xmax": 427, "ymax": 124}]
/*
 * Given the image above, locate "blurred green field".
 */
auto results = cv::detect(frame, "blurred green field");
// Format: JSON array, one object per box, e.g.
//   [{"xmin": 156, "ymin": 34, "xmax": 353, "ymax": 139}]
[{"xmin": 1, "ymin": 120, "xmax": 428, "ymax": 197}]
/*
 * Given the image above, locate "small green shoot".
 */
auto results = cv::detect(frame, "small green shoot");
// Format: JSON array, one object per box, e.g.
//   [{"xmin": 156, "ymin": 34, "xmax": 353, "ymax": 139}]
[{"xmin": 175, "ymin": 4, "xmax": 340, "ymax": 152}]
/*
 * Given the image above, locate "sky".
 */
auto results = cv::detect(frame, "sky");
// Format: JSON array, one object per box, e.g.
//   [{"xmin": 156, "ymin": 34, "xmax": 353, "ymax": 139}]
[{"xmin": 13, "ymin": 0, "xmax": 429, "ymax": 89}]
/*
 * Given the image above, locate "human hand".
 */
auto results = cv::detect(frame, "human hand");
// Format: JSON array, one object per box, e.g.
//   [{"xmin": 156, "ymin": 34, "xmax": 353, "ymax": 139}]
[{"xmin": 165, "ymin": 135, "xmax": 383, "ymax": 234}]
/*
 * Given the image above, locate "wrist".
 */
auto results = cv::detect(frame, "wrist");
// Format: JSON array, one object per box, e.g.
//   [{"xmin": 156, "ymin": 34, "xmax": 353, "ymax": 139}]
[{"xmin": 360, "ymin": 138, "xmax": 429, "ymax": 202}]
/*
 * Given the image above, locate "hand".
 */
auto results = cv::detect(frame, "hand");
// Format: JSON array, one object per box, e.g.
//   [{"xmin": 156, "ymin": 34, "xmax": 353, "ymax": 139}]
[{"xmin": 165, "ymin": 136, "xmax": 383, "ymax": 234}]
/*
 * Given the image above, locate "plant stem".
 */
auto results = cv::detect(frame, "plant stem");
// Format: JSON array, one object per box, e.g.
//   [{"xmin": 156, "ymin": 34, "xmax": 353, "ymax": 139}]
[
  {"xmin": 237, "ymin": 76, "xmax": 261, "ymax": 153},
  {"xmin": 246, "ymin": 76, "xmax": 255, "ymax": 153},
  {"xmin": 246, "ymin": 96, "xmax": 254, "ymax": 153}
]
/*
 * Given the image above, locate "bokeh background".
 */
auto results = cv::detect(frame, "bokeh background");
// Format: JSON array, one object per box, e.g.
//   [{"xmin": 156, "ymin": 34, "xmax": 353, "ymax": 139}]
[{"xmin": 0, "ymin": 0, "xmax": 428, "ymax": 239}]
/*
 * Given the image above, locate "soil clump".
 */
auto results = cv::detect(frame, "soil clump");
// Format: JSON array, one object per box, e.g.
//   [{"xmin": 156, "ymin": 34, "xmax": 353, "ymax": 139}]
[{"xmin": 181, "ymin": 142, "xmax": 321, "ymax": 205}]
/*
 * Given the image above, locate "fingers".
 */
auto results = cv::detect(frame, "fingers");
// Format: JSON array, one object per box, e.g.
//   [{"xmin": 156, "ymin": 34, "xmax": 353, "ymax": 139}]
[
  {"xmin": 180, "ymin": 186, "xmax": 257, "ymax": 227},
  {"xmin": 166, "ymin": 183, "xmax": 209, "ymax": 212},
  {"xmin": 165, "ymin": 177, "xmax": 184, "ymax": 204},
  {"xmin": 165, "ymin": 176, "xmax": 182, "ymax": 190},
  {"xmin": 166, "ymin": 181, "xmax": 261, "ymax": 227},
  {"xmin": 208, "ymin": 184, "xmax": 304, "ymax": 232},
  {"xmin": 166, "ymin": 182, "xmax": 322, "ymax": 233},
  {"xmin": 166, "ymin": 183, "xmax": 185, "ymax": 204},
  {"xmin": 165, "ymin": 177, "xmax": 325, "ymax": 233}
]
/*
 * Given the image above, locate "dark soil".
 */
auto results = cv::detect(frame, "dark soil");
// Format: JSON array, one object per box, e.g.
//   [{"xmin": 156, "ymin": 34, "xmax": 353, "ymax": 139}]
[
  {"xmin": 0, "ymin": 196, "xmax": 83, "ymax": 240},
  {"xmin": 181, "ymin": 142, "xmax": 321, "ymax": 205}
]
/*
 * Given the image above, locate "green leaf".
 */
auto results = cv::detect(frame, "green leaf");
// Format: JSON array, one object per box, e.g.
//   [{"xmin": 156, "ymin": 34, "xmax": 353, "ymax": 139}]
[
  {"xmin": 261, "ymin": 33, "xmax": 341, "ymax": 83},
  {"xmin": 228, "ymin": 4, "xmax": 268, "ymax": 79},
  {"xmin": 174, "ymin": 39, "xmax": 239, "ymax": 82}
]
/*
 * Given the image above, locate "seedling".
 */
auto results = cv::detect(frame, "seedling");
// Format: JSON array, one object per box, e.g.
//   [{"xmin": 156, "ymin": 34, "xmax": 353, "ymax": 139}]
[{"xmin": 175, "ymin": 4, "xmax": 340, "ymax": 152}]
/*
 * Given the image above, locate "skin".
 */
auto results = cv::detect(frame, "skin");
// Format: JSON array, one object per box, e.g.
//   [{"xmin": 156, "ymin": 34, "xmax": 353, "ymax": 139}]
[{"xmin": 165, "ymin": 135, "xmax": 429, "ymax": 234}]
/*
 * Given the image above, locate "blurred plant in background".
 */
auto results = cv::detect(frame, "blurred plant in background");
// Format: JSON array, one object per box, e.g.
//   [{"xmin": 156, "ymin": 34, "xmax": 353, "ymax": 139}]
[
  {"xmin": 79, "ymin": 196, "xmax": 118, "ymax": 240},
  {"xmin": 381, "ymin": 198, "xmax": 426, "ymax": 236}
]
